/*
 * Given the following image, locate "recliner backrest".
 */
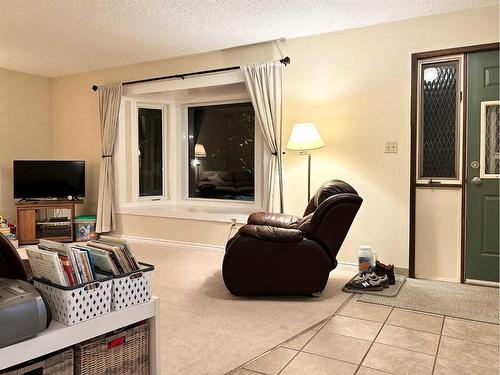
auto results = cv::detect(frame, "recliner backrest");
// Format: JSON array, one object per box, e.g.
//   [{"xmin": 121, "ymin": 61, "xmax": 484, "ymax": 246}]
[
  {"xmin": 303, "ymin": 180, "xmax": 358, "ymax": 216},
  {"xmin": 302, "ymin": 180, "xmax": 362, "ymax": 262}
]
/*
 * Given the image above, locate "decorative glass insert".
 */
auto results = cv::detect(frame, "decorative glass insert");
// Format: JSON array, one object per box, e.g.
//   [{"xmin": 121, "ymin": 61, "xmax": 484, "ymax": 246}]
[
  {"xmin": 187, "ymin": 102, "xmax": 255, "ymax": 201},
  {"xmin": 138, "ymin": 108, "xmax": 163, "ymax": 197},
  {"xmin": 485, "ymin": 103, "xmax": 500, "ymax": 175},
  {"xmin": 419, "ymin": 61, "xmax": 460, "ymax": 179}
]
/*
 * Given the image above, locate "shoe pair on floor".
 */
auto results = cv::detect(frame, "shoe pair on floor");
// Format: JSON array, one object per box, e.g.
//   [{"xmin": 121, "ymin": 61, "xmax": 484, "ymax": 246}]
[{"xmin": 345, "ymin": 261, "xmax": 395, "ymax": 291}]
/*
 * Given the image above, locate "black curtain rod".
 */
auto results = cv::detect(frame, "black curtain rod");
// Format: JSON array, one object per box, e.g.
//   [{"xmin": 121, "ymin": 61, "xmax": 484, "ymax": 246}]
[{"xmin": 91, "ymin": 56, "xmax": 290, "ymax": 91}]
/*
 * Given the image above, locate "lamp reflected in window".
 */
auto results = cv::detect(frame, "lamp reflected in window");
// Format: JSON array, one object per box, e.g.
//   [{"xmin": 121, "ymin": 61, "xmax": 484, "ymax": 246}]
[{"xmin": 194, "ymin": 143, "xmax": 207, "ymax": 183}]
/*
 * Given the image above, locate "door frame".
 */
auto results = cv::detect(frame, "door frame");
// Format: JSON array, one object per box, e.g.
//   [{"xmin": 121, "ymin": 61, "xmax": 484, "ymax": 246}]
[{"xmin": 409, "ymin": 42, "xmax": 500, "ymax": 282}]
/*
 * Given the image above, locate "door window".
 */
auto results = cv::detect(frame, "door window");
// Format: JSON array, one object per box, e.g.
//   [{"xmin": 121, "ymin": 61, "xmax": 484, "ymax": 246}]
[
  {"xmin": 417, "ymin": 57, "xmax": 463, "ymax": 183},
  {"xmin": 481, "ymin": 101, "xmax": 500, "ymax": 177}
]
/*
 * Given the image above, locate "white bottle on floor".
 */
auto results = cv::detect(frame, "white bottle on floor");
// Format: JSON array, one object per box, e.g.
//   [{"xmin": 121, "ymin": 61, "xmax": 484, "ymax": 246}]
[{"xmin": 358, "ymin": 245, "xmax": 375, "ymax": 274}]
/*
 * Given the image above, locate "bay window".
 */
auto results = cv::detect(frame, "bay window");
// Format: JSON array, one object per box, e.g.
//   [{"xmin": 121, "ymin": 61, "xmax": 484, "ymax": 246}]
[{"xmin": 115, "ymin": 76, "xmax": 264, "ymax": 221}]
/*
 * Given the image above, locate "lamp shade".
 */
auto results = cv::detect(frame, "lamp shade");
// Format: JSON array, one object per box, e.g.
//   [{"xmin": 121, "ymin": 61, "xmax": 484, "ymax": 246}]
[
  {"xmin": 194, "ymin": 143, "xmax": 207, "ymax": 158},
  {"xmin": 286, "ymin": 123, "xmax": 325, "ymax": 151}
]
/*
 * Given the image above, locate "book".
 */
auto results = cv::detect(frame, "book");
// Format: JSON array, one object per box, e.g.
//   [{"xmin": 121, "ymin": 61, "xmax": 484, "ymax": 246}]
[
  {"xmin": 68, "ymin": 247, "xmax": 83, "ymax": 284},
  {"xmin": 26, "ymin": 247, "xmax": 68, "ymax": 286},
  {"xmin": 72, "ymin": 246, "xmax": 97, "ymax": 280},
  {"xmin": 72, "ymin": 248, "xmax": 87, "ymax": 283},
  {"xmin": 86, "ymin": 246, "xmax": 119, "ymax": 275},
  {"xmin": 78, "ymin": 251, "xmax": 92, "ymax": 282},
  {"xmin": 59, "ymin": 255, "xmax": 76, "ymax": 286}
]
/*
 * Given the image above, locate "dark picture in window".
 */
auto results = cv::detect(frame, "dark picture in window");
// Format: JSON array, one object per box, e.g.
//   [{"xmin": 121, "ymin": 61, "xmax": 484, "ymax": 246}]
[
  {"xmin": 138, "ymin": 108, "xmax": 163, "ymax": 197},
  {"xmin": 188, "ymin": 102, "xmax": 255, "ymax": 201}
]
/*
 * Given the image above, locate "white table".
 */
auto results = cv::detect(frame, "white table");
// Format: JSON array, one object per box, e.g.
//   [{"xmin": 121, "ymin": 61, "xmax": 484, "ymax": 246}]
[{"xmin": 0, "ymin": 297, "xmax": 161, "ymax": 374}]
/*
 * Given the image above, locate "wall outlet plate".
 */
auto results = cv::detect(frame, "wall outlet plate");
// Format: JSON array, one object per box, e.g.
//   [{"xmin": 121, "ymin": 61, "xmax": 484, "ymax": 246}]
[{"xmin": 385, "ymin": 141, "xmax": 398, "ymax": 153}]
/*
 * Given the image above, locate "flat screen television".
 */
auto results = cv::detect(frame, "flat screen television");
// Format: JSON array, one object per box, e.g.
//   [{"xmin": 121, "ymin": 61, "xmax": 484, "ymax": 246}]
[{"xmin": 13, "ymin": 160, "xmax": 85, "ymax": 199}]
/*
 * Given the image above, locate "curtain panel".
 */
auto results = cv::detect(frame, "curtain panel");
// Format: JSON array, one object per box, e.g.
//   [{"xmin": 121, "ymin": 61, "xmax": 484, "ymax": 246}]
[
  {"xmin": 241, "ymin": 61, "xmax": 284, "ymax": 213},
  {"xmin": 96, "ymin": 83, "xmax": 122, "ymax": 233}
]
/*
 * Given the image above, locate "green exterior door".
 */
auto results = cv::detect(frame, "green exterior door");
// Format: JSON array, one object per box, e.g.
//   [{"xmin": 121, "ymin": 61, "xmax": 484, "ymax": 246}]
[{"xmin": 466, "ymin": 50, "xmax": 499, "ymax": 282}]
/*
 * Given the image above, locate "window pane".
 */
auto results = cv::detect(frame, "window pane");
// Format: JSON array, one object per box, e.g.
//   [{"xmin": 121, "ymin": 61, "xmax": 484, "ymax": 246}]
[
  {"xmin": 138, "ymin": 108, "xmax": 163, "ymax": 196},
  {"xmin": 419, "ymin": 61, "xmax": 460, "ymax": 179},
  {"xmin": 485, "ymin": 103, "xmax": 500, "ymax": 175},
  {"xmin": 188, "ymin": 103, "xmax": 255, "ymax": 201}
]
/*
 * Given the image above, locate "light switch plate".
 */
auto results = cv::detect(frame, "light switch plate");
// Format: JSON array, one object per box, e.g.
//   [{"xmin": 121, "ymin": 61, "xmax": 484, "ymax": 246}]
[{"xmin": 385, "ymin": 141, "xmax": 398, "ymax": 153}]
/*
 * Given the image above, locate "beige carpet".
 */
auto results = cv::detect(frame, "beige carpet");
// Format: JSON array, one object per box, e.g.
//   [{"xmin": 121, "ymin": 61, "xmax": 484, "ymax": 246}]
[{"xmin": 131, "ymin": 243, "xmax": 354, "ymax": 375}]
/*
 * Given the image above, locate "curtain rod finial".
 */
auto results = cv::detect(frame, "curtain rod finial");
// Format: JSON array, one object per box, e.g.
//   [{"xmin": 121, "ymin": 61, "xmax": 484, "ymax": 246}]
[
  {"xmin": 280, "ymin": 56, "xmax": 291, "ymax": 66},
  {"xmin": 92, "ymin": 85, "xmax": 98, "ymax": 91}
]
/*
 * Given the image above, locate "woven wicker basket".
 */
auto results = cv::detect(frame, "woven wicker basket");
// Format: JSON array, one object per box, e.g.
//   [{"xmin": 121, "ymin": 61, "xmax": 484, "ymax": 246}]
[
  {"xmin": 0, "ymin": 349, "xmax": 73, "ymax": 375},
  {"xmin": 74, "ymin": 322, "xmax": 149, "ymax": 375}
]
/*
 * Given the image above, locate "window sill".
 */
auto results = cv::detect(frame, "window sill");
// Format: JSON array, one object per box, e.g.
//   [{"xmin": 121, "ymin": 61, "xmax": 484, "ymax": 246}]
[{"xmin": 116, "ymin": 203, "xmax": 253, "ymax": 224}]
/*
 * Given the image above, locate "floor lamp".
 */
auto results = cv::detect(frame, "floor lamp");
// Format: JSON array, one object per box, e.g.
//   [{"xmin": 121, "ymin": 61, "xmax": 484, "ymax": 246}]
[{"xmin": 287, "ymin": 123, "xmax": 325, "ymax": 201}]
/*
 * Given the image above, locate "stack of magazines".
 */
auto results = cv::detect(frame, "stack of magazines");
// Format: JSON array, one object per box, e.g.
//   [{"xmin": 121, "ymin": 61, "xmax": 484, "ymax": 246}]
[
  {"xmin": 26, "ymin": 237, "xmax": 140, "ymax": 287},
  {"xmin": 85, "ymin": 236, "xmax": 140, "ymax": 275}
]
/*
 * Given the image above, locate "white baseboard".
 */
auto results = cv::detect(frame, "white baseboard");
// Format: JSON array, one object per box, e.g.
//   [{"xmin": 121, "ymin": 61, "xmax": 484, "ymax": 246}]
[
  {"xmin": 414, "ymin": 275, "xmax": 460, "ymax": 283},
  {"xmin": 466, "ymin": 279, "xmax": 499, "ymax": 288},
  {"xmin": 120, "ymin": 234, "xmax": 225, "ymax": 252},
  {"xmin": 119, "ymin": 234, "xmax": 360, "ymax": 272}
]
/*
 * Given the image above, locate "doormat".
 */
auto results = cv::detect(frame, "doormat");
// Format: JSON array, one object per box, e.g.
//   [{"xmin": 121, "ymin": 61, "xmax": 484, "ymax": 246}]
[
  {"xmin": 358, "ymin": 278, "xmax": 499, "ymax": 324},
  {"xmin": 342, "ymin": 275, "xmax": 406, "ymax": 297}
]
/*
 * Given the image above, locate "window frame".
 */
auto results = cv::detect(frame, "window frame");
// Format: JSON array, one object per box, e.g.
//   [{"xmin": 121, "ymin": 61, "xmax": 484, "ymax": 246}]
[
  {"xmin": 177, "ymin": 98, "xmax": 263, "ymax": 209},
  {"xmin": 416, "ymin": 55, "xmax": 464, "ymax": 185},
  {"xmin": 134, "ymin": 102, "xmax": 169, "ymax": 202},
  {"xmin": 115, "ymin": 98, "xmax": 170, "ymax": 205}
]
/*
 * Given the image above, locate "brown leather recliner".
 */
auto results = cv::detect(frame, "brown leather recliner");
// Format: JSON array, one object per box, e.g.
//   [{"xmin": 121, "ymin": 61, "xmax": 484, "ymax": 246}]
[{"xmin": 222, "ymin": 180, "xmax": 362, "ymax": 296}]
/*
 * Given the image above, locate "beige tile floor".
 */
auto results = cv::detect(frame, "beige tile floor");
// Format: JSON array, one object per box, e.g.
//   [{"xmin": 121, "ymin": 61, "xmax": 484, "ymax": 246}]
[{"xmin": 228, "ymin": 296, "xmax": 500, "ymax": 375}]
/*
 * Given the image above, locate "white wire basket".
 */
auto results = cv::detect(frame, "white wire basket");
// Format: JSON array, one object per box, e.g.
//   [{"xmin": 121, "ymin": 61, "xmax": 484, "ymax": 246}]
[
  {"xmin": 33, "ymin": 276, "xmax": 112, "ymax": 326},
  {"xmin": 109, "ymin": 263, "xmax": 154, "ymax": 311}
]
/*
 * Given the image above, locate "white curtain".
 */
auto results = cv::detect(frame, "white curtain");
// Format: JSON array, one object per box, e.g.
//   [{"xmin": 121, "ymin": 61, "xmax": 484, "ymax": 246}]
[
  {"xmin": 96, "ymin": 83, "xmax": 122, "ymax": 233},
  {"xmin": 241, "ymin": 61, "xmax": 284, "ymax": 213}
]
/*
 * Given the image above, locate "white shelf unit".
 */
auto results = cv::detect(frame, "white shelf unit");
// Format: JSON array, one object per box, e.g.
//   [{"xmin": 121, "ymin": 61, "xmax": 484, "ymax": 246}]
[{"xmin": 0, "ymin": 297, "xmax": 161, "ymax": 374}]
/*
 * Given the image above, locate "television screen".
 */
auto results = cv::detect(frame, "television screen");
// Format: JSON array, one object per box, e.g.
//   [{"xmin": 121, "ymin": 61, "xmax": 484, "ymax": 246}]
[{"xmin": 13, "ymin": 160, "xmax": 85, "ymax": 199}]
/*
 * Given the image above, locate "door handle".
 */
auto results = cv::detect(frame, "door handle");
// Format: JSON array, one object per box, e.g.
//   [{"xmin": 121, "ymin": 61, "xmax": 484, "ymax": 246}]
[{"xmin": 471, "ymin": 176, "xmax": 482, "ymax": 185}]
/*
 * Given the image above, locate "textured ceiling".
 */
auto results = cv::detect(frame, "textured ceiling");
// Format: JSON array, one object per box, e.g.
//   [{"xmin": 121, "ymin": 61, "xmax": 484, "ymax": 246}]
[{"xmin": 0, "ymin": 0, "xmax": 497, "ymax": 77}]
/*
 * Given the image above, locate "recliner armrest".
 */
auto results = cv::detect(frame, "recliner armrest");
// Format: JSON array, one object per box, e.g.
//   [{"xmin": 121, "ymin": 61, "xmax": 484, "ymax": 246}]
[
  {"xmin": 238, "ymin": 225, "xmax": 303, "ymax": 243},
  {"xmin": 247, "ymin": 212, "xmax": 301, "ymax": 229}
]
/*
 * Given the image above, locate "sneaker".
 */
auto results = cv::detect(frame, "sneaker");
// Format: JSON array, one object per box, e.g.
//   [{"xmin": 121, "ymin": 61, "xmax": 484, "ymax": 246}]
[
  {"xmin": 345, "ymin": 272, "xmax": 388, "ymax": 291},
  {"xmin": 375, "ymin": 261, "xmax": 395, "ymax": 285}
]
